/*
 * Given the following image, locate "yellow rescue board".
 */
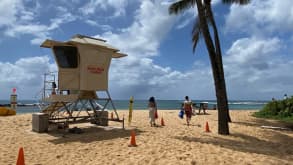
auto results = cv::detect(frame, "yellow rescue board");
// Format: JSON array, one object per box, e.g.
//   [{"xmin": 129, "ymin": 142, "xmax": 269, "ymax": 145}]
[
  {"xmin": 0, "ymin": 107, "xmax": 16, "ymax": 116},
  {"xmin": 128, "ymin": 96, "xmax": 134, "ymax": 125}
]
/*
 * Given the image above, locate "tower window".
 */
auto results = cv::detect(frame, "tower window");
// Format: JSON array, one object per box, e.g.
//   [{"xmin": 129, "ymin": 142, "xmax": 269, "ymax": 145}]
[{"xmin": 53, "ymin": 46, "xmax": 78, "ymax": 68}]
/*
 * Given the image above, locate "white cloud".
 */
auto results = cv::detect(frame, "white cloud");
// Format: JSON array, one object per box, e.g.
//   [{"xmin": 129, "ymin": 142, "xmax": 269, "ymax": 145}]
[
  {"xmin": 1, "ymin": 1, "xmax": 77, "ymax": 45},
  {"xmin": 175, "ymin": 18, "xmax": 191, "ymax": 29},
  {"xmin": 0, "ymin": 56, "xmax": 56, "ymax": 100},
  {"xmin": 4, "ymin": 24, "xmax": 48, "ymax": 37},
  {"xmin": 225, "ymin": 37, "xmax": 281, "ymax": 67},
  {"xmin": 225, "ymin": 0, "xmax": 293, "ymax": 35},
  {"xmin": 92, "ymin": 1, "xmax": 222, "ymax": 100},
  {"xmin": 47, "ymin": 12, "xmax": 76, "ymax": 31},
  {"xmin": 30, "ymin": 34, "xmax": 48, "ymax": 45},
  {"xmin": 19, "ymin": 10, "xmax": 35, "ymax": 22},
  {"xmin": 90, "ymin": 1, "xmax": 206, "ymax": 99},
  {"xmin": 0, "ymin": 0, "xmax": 22, "ymax": 27},
  {"xmin": 79, "ymin": 0, "xmax": 128, "ymax": 17},
  {"xmin": 223, "ymin": 37, "xmax": 293, "ymax": 100},
  {"xmin": 222, "ymin": 0, "xmax": 293, "ymax": 99},
  {"xmin": 85, "ymin": 19, "xmax": 113, "ymax": 31},
  {"xmin": 109, "ymin": 56, "xmax": 214, "ymax": 100},
  {"xmin": 99, "ymin": 1, "xmax": 176, "ymax": 57}
]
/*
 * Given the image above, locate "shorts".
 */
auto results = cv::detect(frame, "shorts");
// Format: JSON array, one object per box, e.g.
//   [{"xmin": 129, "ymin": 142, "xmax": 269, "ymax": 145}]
[{"xmin": 185, "ymin": 110, "xmax": 192, "ymax": 118}]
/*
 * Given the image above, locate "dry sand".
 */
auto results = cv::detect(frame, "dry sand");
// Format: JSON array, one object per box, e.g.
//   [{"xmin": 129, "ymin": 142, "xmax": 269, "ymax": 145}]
[{"xmin": 0, "ymin": 110, "xmax": 292, "ymax": 165}]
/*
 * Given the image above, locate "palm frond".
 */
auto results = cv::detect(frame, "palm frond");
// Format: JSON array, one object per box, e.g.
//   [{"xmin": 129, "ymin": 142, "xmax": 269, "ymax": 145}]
[
  {"xmin": 169, "ymin": 0, "xmax": 196, "ymax": 15},
  {"xmin": 222, "ymin": 0, "xmax": 250, "ymax": 5},
  {"xmin": 192, "ymin": 18, "xmax": 201, "ymax": 53}
]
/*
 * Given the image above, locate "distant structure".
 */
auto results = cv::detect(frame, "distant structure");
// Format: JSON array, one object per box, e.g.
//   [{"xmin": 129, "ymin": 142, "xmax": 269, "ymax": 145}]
[
  {"xmin": 284, "ymin": 94, "xmax": 288, "ymax": 100},
  {"xmin": 38, "ymin": 34, "xmax": 127, "ymax": 128}
]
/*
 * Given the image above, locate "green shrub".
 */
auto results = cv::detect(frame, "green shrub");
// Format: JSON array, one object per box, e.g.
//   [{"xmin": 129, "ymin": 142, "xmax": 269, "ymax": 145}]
[{"xmin": 254, "ymin": 96, "xmax": 293, "ymax": 122}]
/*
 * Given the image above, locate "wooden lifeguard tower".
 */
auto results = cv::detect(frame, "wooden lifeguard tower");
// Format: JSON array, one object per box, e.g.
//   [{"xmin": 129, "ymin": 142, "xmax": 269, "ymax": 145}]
[{"xmin": 39, "ymin": 34, "xmax": 127, "ymax": 127}]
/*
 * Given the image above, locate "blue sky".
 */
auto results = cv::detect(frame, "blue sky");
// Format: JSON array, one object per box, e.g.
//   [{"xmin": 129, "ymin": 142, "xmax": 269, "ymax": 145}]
[{"xmin": 1, "ymin": 0, "xmax": 293, "ymax": 101}]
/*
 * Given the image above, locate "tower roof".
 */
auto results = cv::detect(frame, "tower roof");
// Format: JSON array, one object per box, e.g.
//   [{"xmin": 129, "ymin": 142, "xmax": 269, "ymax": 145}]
[{"xmin": 40, "ymin": 34, "xmax": 127, "ymax": 58}]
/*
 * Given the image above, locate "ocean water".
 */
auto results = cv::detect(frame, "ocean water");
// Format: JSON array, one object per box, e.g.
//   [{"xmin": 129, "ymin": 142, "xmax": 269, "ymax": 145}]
[{"xmin": 0, "ymin": 100, "xmax": 267, "ymax": 114}]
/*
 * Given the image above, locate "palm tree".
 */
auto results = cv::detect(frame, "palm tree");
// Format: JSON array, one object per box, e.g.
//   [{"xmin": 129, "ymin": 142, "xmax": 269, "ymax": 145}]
[{"xmin": 169, "ymin": 0, "xmax": 250, "ymax": 135}]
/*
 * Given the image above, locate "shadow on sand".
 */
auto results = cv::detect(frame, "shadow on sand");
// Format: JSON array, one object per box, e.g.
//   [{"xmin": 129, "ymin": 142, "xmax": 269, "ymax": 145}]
[
  {"xmin": 232, "ymin": 116, "xmax": 293, "ymax": 130},
  {"xmin": 173, "ymin": 117, "xmax": 293, "ymax": 161},
  {"xmin": 47, "ymin": 125, "xmax": 144, "ymax": 145}
]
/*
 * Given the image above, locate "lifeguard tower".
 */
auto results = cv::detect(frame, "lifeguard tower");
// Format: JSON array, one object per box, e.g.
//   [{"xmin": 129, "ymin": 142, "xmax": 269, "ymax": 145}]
[{"xmin": 39, "ymin": 34, "xmax": 127, "ymax": 128}]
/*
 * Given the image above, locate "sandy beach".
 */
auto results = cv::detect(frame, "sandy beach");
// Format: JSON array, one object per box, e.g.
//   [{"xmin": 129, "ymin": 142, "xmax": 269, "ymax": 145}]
[{"xmin": 0, "ymin": 110, "xmax": 292, "ymax": 165}]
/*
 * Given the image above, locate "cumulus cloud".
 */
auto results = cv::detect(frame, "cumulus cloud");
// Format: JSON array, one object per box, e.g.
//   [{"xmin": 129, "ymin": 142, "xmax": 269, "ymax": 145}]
[
  {"xmin": 222, "ymin": 0, "xmax": 293, "ymax": 99},
  {"xmin": 109, "ymin": 56, "xmax": 215, "ymax": 100},
  {"xmin": 98, "ymin": 1, "xmax": 220, "ymax": 100},
  {"xmin": 0, "ymin": 56, "xmax": 56, "ymax": 99},
  {"xmin": 99, "ymin": 1, "xmax": 176, "ymax": 57},
  {"xmin": 223, "ymin": 37, "xmax": 293, "ymax": 100},
  {"xmin": 0, "ymin": 0, "xmax": 21, "ymax": 27},
  {"xmin": 225, "ymin": 37, "xmax": 281, "ymax": 68},
  {"xmin": 1, "ymin": 0, "xmax": 77, "ymax": 45},
  {"xmin": 92, "ymin": 1, "xmax": 195, "ymax": 99},
  {"xmin": 225, "ymin": 0, "xmax": 293, "ymax": 35}
]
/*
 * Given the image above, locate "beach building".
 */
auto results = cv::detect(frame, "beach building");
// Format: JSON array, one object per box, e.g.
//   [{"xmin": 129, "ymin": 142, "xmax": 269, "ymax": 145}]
[{"xmin": 33, "ymin": 34, "xmax": 127, "ymax": 132}]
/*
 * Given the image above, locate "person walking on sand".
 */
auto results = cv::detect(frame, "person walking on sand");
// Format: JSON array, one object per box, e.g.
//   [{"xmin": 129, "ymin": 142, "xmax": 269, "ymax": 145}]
[
  {"xmin": 148, "ymin": 96, "xmax": 158, "ymax": 127},
  {"xmin": 183, "ymin": 96, "xmax": 193, "ymax": 126}
]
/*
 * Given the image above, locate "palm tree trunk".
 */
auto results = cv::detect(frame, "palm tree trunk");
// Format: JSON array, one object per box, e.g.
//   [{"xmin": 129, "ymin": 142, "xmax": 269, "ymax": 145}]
[
  {"xmin": 205, "ymin": 2, "xmax": 231, "ymax": 122},
  {"xmin": 196, "ymin": 0, "xmax": 229, "ymax": 135}
]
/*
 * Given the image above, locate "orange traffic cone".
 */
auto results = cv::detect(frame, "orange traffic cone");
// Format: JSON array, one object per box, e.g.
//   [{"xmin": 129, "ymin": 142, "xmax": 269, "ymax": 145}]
[
  {"xmin": 16, "ymin": 147, "xmax": 25, "ymax": 165},
  {"xmin": 110, "ymin": 112, "xmax": 114, "ymax": 120},
  {"xmin": 128, "ymin": 130, "xmax": 137, "ymax": 147},
  {"xmin": 205, "ymin": 121, "xmax": 210, "ymax": 132},
  {"xmin": 161, "ymin": 117, "xmax": 165, "ymax": 126}
]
